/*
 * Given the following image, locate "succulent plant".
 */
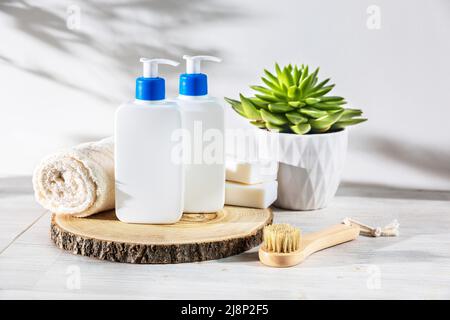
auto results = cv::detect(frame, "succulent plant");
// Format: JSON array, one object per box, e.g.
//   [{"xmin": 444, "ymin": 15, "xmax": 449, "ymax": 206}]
[{"xmin": 225, "ymin": 63, "xmax": 367, "ymax": 134}]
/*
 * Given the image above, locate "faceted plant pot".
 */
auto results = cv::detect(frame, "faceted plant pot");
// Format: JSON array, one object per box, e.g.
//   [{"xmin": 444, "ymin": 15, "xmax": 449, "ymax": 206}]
[{"xmin": 271, "ymin": 129, "xmax": 348, "ymax": 210}]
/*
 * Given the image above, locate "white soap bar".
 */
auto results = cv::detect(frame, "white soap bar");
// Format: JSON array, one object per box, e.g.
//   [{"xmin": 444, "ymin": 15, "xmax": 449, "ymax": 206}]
[
  {"xmin": 225, "ymin": 181, "xmax": 278, "ymax": 209},
  {"xmin": 226, "ymin": 158, "xmax": 278, "ymax": 185}
]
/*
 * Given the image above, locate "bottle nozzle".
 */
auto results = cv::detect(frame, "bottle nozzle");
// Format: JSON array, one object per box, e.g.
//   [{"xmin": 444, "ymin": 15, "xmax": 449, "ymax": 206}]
[
  {"xmin": 136, "ymin": 58, "xmax": 179, "ymax": 100},
  {"xmin": 140, "ymin": 58, "xmax": 179, "ymax": 78},
  {"xmin": 182, "ymin": 55, "xmax": 222, "ymax": 74}
]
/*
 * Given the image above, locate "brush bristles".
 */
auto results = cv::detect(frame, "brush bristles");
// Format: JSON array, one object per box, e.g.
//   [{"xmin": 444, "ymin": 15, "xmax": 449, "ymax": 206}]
[{"xmin": 263, "ymin": 224, "xmax": 301, "ymax": 253}]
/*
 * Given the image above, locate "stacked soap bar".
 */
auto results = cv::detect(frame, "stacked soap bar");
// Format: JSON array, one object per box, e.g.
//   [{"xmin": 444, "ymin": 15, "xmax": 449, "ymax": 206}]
[{"xmin": 225, "ymin": 158, "xmax": 278, "ymax": 209}]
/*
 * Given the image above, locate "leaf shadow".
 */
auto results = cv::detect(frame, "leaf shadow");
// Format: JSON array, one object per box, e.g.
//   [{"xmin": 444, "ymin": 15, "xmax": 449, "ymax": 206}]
[{"xmin": 0, "ymin": 0, "xmax": 243, "ymax": 101}]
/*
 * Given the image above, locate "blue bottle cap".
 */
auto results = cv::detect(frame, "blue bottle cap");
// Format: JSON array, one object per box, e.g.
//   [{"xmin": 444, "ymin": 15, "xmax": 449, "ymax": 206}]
[
  {"xmin": 135, "ymin": 58, "xmax": 179, "ymax": 101},
  {"xmin": 136, "ymin": 77, "xmax": 165, "ymax": 101},
  {"xmin": 179, "ymin": 73, "xmax": 207, "ymax": 96},
  {"xmin": 179, "ymin": 55, "xmax": 221, "ymax": 96}
]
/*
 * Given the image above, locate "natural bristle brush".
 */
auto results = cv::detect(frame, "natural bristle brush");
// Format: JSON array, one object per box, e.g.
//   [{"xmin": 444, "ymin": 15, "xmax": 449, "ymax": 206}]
[{"xmin": 258, "ymin": 223, "xmax": 360, "ymax": 267}]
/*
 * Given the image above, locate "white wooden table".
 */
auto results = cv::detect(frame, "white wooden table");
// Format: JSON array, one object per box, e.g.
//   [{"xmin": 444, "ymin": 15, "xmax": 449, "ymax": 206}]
[{"xmin": 1, "ymin": 177, "xmax": 449, "ymax": 299}]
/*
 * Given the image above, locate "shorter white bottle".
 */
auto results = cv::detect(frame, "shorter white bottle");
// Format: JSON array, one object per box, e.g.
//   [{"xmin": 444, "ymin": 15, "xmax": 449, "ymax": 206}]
[
  {"xmin": 115, "ymin": 58, "xmax": 183, "ymax": 224},
  {"xmin": 176, "ymin": 55, "xmax": 225, "ymax": 213}
]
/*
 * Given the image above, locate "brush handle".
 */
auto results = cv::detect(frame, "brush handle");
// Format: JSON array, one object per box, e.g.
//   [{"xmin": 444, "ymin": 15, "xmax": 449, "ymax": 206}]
[{"xmin": 301, "ymin": 224, "xmax": 360, "ymax": 258}]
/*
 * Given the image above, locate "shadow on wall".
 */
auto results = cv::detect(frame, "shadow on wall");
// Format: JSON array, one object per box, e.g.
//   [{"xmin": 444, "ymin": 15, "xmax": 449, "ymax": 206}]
[
  {"xmin": 351, "ymin": 134, "xmax": 450, "ymax": 181},
  {"xmin": 0, "ymin": 0, "xmax": 242, "ymax": 103}
]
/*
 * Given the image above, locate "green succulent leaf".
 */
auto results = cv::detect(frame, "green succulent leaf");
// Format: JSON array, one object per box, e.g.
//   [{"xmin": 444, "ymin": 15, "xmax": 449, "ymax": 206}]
[
  {"xmin": 261, "ymin": 77, "xmax": 282, "ymax": 93},
  {"xmin": 340, "ymin": 108, "xmax": 363, "ymax": 121},
  {"xmin": 310, "ymin": 109, "xmax": 345, "ymax": 130},
  {"xmin": 318, "ymin": 95, "xmax": 344, "ymax": 102},
  {"xmin": 285, "ymin": 111, "xmax": 308, "ymax": 124},
  {"xmin": 265, "ymin": 122, "xmax": 285, "ymax": 132},
  {"xmin": 299, "ymin": 65, "xmax": 309, "ymax": 84},
  {"xmin": 275, "ymin": 63, "xmax": 283, "ymax": 78},
  {"xmin": 313, "ymin": 78, "xmax": 330, "ymax": 91},
  {"xmin": 288, "ymin": 101, "xmax": 300, "ymax": 107},
  {"xmin": 309, "ymin": 67, "xmax": 320, "ymax": 88},
  {"xmin": 250, "ymin": 120, "xmax": 267, "ymax": 129},
  {"xmin": 224, "ymin": 97, "xmax": 240, "ymax": 107},
  {"xmin": 268, "ymin": 103, "xmax": 295, "ymax": 113},
  {"xmin": 283, "ymin": 67, "xmax": 294, "ymax": 86},
  {"xmin": 249, "ymin": 97, "xmax": 270, "ymax": 110},
  {"xmin": 298, "ymin": 73, "xmax": 314, "ymax": 95},
  {"xmin": 224, "ymin": 97, "xmax": 246, "ymax": 117},
  {"xmin": 332, "ymin": 118, "xmax": 367, "ymax": 129},
  {"xmin": 264, "ymin": 69, "xmax": 280, "ymax": 87},
  {"xmin": 278, "ymin": 73, "xmax": 289, "ymax": 88},
  {"xmin": 240, "ymin": 94, "xmax": 262, "ymax": 120},
  {"xmin": 250, "ymin": 85, "xmax": 273, "ymax": 96},
  {"xmin": 305, "ymin": 97, "xmax": 321, "ymax": 105},
  {"xmin": 308, "ymin": 84, "xmax": 335, "ymax": 97},
  {"xmin": 328, "ymin": 100, "xmax": 347, "ymax": 105},
  {"xmin": 287, "ymin": 85, "xmax": 298, "ymax": 99},
  {"xmin": 290, "ymin": 123, "xmax": 311, "ymax": 134},
  {"xmin": 316, "ymin": 100, "xmax": 348, "ymax": 107},
  {"xmin": 313, "ymin": 103, "xmax": 344, "ymax": 111},
  {"xmin": 312, "ymin": 127, "xmax": 332, "ymax": 133},
  {"xmin": 260, "ymin": 109, "xmax": 289, "ymax": 125},
  {"xmin": 255, "ymin": 94, "xmax": 279, "ymax": 103},
  {"xmin": 272, "ymin": 89, "xmax": 287, "ymax": 100},
  {"xmin": 299, "ymin": 107, "xmax": 328, "ymax": 118},
  {"xmin": 293, "ymin": 65, "xmax": 301, "ymax": 85},
  {"xmin": 288, "ymin": 101, "xmax": 306, "ymax": 108}
]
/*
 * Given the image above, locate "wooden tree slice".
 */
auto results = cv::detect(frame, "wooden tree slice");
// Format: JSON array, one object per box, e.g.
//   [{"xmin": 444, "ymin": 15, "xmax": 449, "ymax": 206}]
[{"xmin": 51, "ymin": 206, "xmax": 272, "ymax": 264}]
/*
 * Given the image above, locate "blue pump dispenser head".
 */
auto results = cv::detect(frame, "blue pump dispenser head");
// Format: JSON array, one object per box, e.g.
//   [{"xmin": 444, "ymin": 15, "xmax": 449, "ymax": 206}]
[
  {"xmin": 179, "ymin": 55, "xmax": 222, "ymax": 96},
  {"xmin": 136, "ymin": 58, "xmax": 179, "ymax": 101}
]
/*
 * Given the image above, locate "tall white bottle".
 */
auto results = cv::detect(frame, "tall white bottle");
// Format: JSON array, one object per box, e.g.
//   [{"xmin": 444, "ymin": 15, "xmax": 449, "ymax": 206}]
[
  {"xmin": 115, "ymin": 58, "xmax": 184, "ymax": 224},
  {"xmin": 177, "ymin": 55, "xmax": 225, "ymax": 213}
]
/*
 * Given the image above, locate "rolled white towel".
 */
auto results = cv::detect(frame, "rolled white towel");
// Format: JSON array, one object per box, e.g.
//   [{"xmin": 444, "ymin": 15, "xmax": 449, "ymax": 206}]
[{"xmin": 33, "ymin": 137, "xmax": 114, "ymax": 217}]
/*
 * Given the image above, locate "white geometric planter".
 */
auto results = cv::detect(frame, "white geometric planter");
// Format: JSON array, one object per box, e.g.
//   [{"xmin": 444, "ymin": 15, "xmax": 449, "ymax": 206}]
[{"xmin": 272, "ymin": 129, "xmax": 348, "ymax": 210}]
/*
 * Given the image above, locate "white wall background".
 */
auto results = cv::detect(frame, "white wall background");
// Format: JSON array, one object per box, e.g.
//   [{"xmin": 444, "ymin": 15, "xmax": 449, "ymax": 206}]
[{"xmin": 1, "ymin": 0, "xmax": 449, "ymax": 190}]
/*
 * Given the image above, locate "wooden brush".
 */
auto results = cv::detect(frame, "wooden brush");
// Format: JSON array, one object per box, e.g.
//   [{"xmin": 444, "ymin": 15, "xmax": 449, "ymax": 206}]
[{"xmin": 258, "ymin": 223, "xmax": 360, "ymax": 267}]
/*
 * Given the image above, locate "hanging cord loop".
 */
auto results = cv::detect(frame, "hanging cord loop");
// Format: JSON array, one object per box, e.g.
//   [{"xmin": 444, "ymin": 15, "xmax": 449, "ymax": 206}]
[{"xmin": 342, "ymin": 218, "xmax": 399, "ymax": 237}]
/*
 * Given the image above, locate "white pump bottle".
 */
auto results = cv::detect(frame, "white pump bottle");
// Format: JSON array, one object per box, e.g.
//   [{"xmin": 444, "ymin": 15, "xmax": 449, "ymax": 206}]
[
  {"xmin": 177, "ymin": 55, "xmax": 225, "ymax": 213},
  {"xmin": 115, "ymin": 58, "xmax": 184, "ymax": 224}
]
